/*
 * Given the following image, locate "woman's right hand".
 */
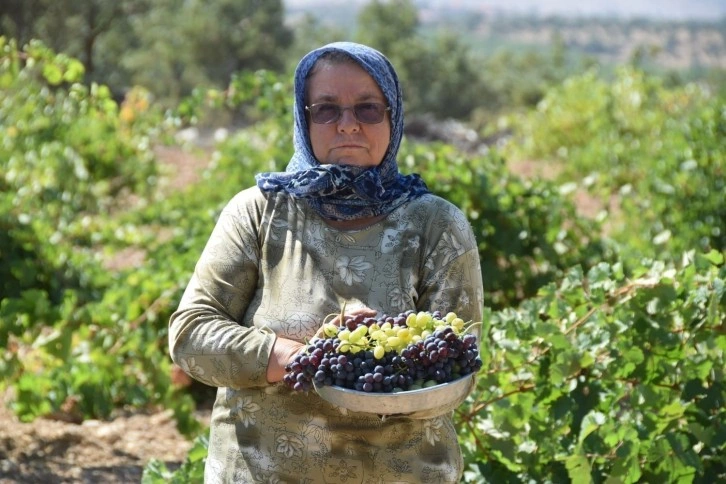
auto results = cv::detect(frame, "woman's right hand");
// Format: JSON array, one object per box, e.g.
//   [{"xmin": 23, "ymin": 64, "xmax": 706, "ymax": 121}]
[
  {"xmin": 267, "ymin": 307, "xmax": 378, "ymax": 383},
  {"xmin": 266, "ymin": 336, "xmax": 305, "ymax": 383}
]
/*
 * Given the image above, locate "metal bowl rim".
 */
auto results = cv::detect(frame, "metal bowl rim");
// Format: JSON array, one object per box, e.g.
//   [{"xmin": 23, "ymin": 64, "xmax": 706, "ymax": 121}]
[{"xmin": 314, "ymin": 373, "xmax": 472, "ymax": 398}]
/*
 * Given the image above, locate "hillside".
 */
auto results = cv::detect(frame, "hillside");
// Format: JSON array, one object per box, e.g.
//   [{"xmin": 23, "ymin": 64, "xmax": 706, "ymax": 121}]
[
  {"xmin": 285, "ymin": 0, "xmax": 726, "ymax": 22},
  {"xmin": 286, "ymin": 2, "xmax": 726, "ymax": 72}
]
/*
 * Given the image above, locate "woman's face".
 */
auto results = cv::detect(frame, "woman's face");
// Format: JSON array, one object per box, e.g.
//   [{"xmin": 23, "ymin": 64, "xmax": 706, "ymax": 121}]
[{"xmin": 306, "ymin": 61, "xmax": 391, "ymax": 168}]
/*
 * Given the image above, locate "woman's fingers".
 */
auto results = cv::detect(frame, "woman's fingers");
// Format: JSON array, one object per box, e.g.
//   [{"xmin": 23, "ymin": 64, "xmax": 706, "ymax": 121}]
[
  {"xmin": 330, "ymin": 307, "xmax": 377, "ymax": 326},
  {"xmin": 266, "ymin": 337, "xmax": 305, "ymax": 383}
]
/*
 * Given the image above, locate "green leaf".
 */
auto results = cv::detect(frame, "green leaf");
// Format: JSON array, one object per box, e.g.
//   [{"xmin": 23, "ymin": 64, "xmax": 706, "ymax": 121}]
[
  {"xmin": 659, "ymin": 400, "xmax": 686, "ymax": 420},
  {"xmin": 63, "ymin": 59, "xmax": 85, "ymax": 82},
  {"xmin": 565, "ymin": 453, "xmax": 593, "ymax": 484},
  {"xmin": 614, "ymin": 347, "xmax": 644, "ymax": 378},
  {"xmin": 606, "ymin": 444, "xmax": 642, "ymax": 484},
  {"xmin": 578, "ymin": 411, "xmax": 606, "ymax": 447},
  {"xmin": 186, "ymin": 434, "xmax": 209, "ymax": 462},
  {"xmin": 702, "ymin": 249, "xmax": 724, "ymax": 265},
  {"xmin": 32, "ymin": 327, "xmax": 72, "ymax": 360},
  {"xmin": 141, "ymin": 459, "xmax": 173, "ymax": 483},
  {"xmin": 488, "ymin": 438, "xmax": 525, "ymax": 472},
  {"xmin": 666, "ymin": 433, "xmax": 703, "ymax": 475},
  {"xmin": 42, "ymin": 63, "xmax": 63, "ymax": 85}
]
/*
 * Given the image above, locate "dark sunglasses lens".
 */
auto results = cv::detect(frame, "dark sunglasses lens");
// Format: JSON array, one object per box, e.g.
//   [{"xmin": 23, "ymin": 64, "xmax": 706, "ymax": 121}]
[
  {"xmin": 311, "ymin": 104, "xmax": 340, "ymax": 124},
  {"xmin": 355, "ymin": 103, "xmax": 386, "ymax": 123}
]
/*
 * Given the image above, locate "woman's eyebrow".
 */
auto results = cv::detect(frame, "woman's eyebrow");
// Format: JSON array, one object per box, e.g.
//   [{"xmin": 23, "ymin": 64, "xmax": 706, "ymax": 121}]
[{"xmin": 310, "ymin": 92, "xmax": 384, "ymax": 103}]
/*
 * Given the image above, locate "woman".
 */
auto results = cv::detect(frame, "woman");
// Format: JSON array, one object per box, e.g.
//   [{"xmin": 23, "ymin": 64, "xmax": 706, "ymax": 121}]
[{"xmin": 169, "ymin": 41, "xmax": 484, "ymax": 483}]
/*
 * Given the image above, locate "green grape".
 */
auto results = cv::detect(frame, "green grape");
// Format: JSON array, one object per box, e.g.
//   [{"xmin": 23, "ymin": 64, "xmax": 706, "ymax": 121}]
[
  {"xmin": 370, "ymin": 329, "xmax": 385, "ymax": 342},
  {"xmin": 323, "ymin": 323, "xmax": 339, "ymax": 338},
  {"xmin": 406, "ymin": 312, "xmax": 418, "ymax": 328},
  {"xmin": 415, "ymin": 311, "xmax": 433, "ymax": 329},
  {"xmin": 352, "ymin": 325, "xmax": 368, "ymax": 338},
  {"xmin": 387, "ymin": 336, "xmax": 402, "ymax": 349}
]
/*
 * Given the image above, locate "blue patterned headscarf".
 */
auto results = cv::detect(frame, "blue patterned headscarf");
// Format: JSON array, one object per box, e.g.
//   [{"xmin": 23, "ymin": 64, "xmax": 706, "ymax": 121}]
[{"xmin": 255, "ymin": 42, "xmax": 429, "ymax": 221}]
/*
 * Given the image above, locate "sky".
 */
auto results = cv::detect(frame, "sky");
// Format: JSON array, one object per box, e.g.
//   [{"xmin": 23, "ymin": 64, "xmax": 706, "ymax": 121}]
[{"xmin": 284, "ymin": 0, "xmax": 726, "ymax": 21}]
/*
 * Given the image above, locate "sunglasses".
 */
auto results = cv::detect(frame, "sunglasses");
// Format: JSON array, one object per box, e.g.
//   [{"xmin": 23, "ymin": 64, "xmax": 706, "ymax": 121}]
[{"xmin": 305, "ymin": 102, "xmax": 390, "ymax": 125}]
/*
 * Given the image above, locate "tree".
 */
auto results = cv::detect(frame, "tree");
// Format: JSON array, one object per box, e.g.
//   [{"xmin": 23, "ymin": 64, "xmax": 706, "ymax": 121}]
[
  {"xmin": 0, "ymin": 0, "xmax": 45, "ymax": 46},
  {"xmin": 355, "ymin": 0, "xmax": 418, "ymax": 55},
  {"xmin": 286, "ymin": 13, "xmax": 348, "ymax": 68},
  {"xmin": 0, "ymin": 0, "xmax": 149, "ymax": 82},
  {"xmin": 0, "ymin": 0, "xmax": 292, "ymax": 106},
  {"xmin": 412, "ymin": 32, "xmax": 490, "ymax": 119},
  {"xmin": 125, "ymin": 0, "xmax": 293, "ymax": 105},
  {"xmin": 355, "ymin": 0, "xmax": 487, "ymax": 120}
]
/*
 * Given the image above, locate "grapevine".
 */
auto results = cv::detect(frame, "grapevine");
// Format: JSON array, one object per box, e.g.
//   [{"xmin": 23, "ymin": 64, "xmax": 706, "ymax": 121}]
[{"xmin": 283, "ymin": 310, "xmax": 483, "ymax": 394}]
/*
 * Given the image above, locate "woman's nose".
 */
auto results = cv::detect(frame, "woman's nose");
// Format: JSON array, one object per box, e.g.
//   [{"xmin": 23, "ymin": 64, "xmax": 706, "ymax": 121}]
[{"xmin": 337, "ymin": 108, "xmax": 360, "ymax": 133}]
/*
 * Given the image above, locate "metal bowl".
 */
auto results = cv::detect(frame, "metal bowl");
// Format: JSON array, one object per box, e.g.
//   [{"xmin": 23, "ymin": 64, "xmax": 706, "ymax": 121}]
[{"xmin": 314, "ymin": 374, "xmax": 475, "ymax": 419}]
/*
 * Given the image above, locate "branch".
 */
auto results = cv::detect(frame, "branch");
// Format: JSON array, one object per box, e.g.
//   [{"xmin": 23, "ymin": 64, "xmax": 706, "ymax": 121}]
[{"xmin": 467, "ymin": 384, "xmax": 536, "ymax": 415}]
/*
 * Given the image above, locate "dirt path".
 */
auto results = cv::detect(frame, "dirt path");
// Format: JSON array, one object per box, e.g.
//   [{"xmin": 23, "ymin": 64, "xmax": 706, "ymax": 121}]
[{"xmin": 0, "ymin": 403, "xmax": 207, "ymax": 483}]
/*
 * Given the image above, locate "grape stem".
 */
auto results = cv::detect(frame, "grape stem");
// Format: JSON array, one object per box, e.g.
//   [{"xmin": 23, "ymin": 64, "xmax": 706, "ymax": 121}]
[
  {"xmin": 463, "ymin": 321, "xmax": 483, "ymax": 333},
  {"xmin": 321, "ymin": 301, "xmax": 347, "ymax": 326}
]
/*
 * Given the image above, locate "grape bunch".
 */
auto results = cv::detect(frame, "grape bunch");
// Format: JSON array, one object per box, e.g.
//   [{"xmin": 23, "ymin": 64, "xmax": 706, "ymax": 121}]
[{"xmin": 283, "ymin": 310, "xmax": 483, "ymax": 394}]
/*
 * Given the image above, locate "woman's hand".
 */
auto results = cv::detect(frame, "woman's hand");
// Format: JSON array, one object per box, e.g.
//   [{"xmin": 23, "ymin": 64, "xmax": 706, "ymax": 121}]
[
  {"xmin": 266, "ymin": 337, "xmax": 305, "ymax": 383},
  {"xmin": 266, "ymin": 307, "xmax": 378, "ymax": 383},
  {"xmin": 329, "ymin": 307, "xmax": 378, "ymax": 326}
]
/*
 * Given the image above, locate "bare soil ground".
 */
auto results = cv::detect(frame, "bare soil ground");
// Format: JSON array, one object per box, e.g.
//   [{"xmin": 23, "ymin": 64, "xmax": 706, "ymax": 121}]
[{"xmin": 0, "ymin": 402, "xmax": 209, "ymax": 484}]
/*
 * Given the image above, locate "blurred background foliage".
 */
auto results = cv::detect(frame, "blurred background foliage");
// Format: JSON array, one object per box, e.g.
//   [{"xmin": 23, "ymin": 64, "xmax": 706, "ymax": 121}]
[
  {"xmin": 4, "ymin": 0, "xmax": 724, "ymax": 122},
  {"xmin": 0, "ymin": 0, "xmax": 292, "ymax": 106}
]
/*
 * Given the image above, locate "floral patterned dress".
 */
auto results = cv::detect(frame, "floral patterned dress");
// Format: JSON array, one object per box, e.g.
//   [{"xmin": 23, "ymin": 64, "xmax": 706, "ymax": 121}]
[{"xmin": 169, "ymin": 186, "xmax": 484, "ymax": 483}]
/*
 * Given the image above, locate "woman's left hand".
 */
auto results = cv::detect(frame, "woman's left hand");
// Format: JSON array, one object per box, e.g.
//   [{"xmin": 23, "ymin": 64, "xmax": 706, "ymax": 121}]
[{"xmin": 329, "ymin": 307, "xmax": 378, "ymax": 326}]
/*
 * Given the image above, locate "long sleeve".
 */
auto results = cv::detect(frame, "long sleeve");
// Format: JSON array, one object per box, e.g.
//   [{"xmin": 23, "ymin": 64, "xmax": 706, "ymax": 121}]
[
  {"xmin": 416, "ymin": 198, "xmax": 484, "ymax": 326},
  {"xmin": 168, "ymin": 188, "xmax": 275, "ymax": 389}
]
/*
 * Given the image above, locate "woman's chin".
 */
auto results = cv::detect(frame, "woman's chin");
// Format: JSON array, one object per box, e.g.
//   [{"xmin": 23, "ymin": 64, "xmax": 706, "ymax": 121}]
[{"xmin": 325, "ymin": 157, "xmax": 381, "ymax": 168}]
